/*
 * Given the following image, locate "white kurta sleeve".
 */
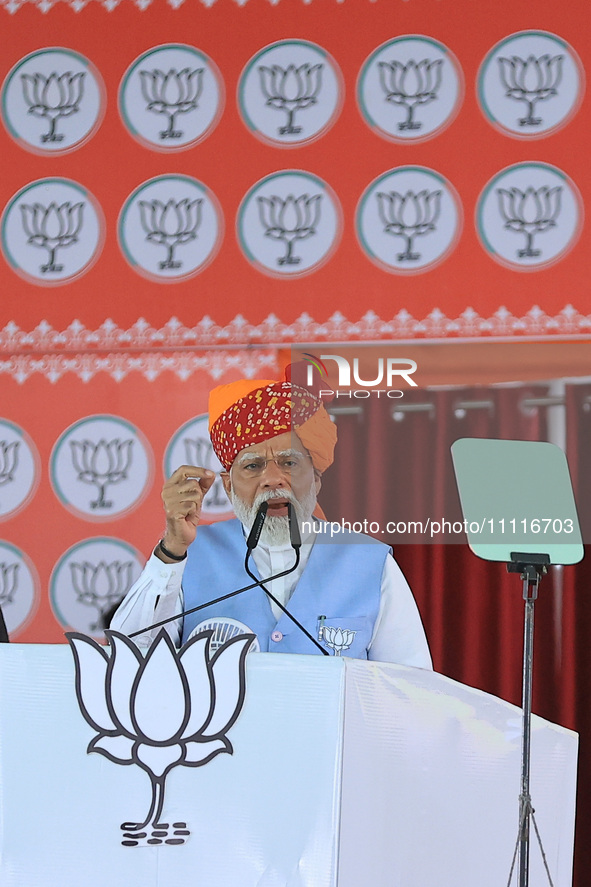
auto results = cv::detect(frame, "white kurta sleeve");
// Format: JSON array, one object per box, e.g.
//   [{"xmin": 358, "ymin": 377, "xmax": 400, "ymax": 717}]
[
  {"xmin": 110, "ymin": 551, "xmax": 185, "ymax": 648},
  {"xmin": 368, "ymin": 554, "xmax": 433, "ymax": 668}
]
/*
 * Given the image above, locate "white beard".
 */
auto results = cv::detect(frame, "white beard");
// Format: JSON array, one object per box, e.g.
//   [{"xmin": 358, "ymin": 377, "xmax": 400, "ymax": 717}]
[{"xmin": 231, "ymin": 482, "xmax": 317, "ymax": 547}]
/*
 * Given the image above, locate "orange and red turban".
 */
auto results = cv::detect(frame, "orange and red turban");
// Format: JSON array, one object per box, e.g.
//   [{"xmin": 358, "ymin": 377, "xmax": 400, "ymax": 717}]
[{"xmin": 208, "ymin": 377, "xmax": 337, "ymax": 473}]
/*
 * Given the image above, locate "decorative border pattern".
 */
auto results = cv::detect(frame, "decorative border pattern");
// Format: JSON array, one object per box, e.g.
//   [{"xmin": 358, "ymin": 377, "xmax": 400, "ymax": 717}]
[
  {"xmin": 0, "ymin": 345, "xmax": 279, "ymax": 383},
  {"xmin": 0, "ymin": 305, "xmax": 589, "ymax": 381},
  {"xmin": 1, "ymin": 0, "xmax": 266, "ymax": 13}
]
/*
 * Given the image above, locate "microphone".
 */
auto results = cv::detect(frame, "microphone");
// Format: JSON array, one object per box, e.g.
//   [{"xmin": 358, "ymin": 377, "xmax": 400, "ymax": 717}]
[
  {"xmin": 287, "ymin": 502, "xmax": 301, "ymax": 550},
  {"xmin": 246, "ymin": 501, "xmax": 268, "ymax": 550},
  {"xmin": 243, "ymin": 507, "xmax": 327, "ymax": 655},
  {"xmin": 131, "ymin": 501, "xmax": 328, "ymax": 655}
]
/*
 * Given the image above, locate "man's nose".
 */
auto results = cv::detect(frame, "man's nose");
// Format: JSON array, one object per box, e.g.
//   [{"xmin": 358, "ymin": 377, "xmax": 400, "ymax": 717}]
[{"xmin": 260, "ymin": 459, "xmax": 287, "ymax": 486}]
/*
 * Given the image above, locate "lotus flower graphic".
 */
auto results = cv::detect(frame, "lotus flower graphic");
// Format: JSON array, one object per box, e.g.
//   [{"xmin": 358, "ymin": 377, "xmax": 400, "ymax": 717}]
[
  {"xmin": 0, "ymin": 441, "xmax": 19, "ymax": 495},
  {"xmin": 67, "ymin": 629, "xmax": 253, "ymax": 844},
  {"xmin": 497, "ymin": 185, "xmax": 562, "ymax": 258},
  {"xmin": 183, "ymin": 438, "xmax": 226, "ymax": 508},
  {"xmin": 138, "ymin": 198, "xmax": 203, "ymax": 270},
  {"xmin": 376, "ymin": 189, "xmax": 442, "ymax": 261},
  {"xmin": 498, "ymin": 54, "xmax": 563, "ymax": 127},
  {"xmin": 139, "ymin": 67, "xmax": 204, "ymax": 140},
  {"xmin": 257, "ymin": 193, "xmax": 322, "ymax": 266},
  {"xmin": 70, "ymin": 438, "xmax": 134, "ymax": 510},
  {"xmin": 0, "ymin": 562, "xmax": 19, "ymax": 608},
  {"xmin": 259, "ymin": 63, "xmax": 323, "ymax": 135},
  {"xmin": 319, "ymin": 625, "xmax": 355, "ymax": 656},
  {"xmin": 20, "ymin": 201, "xmax": 84, "ymax": 273},
  {"xmin": 378, "ymin": 58, "xmax": 443, "ymax": 131},
  {"xmin": 71, "ymin": 560, "xmax": 134, "ymax": 632},
  {"xmin": 21, "ymin": 71, "xmax": 85, "ymax": 143}
]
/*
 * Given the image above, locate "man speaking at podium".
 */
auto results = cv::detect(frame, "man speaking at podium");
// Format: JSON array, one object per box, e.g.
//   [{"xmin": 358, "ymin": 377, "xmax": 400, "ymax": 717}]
[{"xmin": 112, "ymin": 375, "xmax": 432, "ymax": 667}]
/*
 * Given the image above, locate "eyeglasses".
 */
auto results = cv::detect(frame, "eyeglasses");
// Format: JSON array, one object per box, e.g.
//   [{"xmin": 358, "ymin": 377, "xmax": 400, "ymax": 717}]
[{"xmin": 234, "ymin": 454, "xmax": 313, "ymax": 479}]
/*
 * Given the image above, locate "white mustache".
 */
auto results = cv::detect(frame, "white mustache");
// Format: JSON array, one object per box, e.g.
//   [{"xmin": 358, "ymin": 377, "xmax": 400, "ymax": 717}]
[{"xmin": 254, "ymin": 489, "xmax": 297, "ymax": 511}]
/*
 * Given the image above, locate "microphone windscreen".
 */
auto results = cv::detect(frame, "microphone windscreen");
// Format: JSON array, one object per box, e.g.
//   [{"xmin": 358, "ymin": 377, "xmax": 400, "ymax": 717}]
[
  {"xmin": 287, "ymin": 502, "xmax": 302, "ymax": 548},
  {"xmin": 246, "ymin": 501, "xmax": 268, "ymax": 550}
]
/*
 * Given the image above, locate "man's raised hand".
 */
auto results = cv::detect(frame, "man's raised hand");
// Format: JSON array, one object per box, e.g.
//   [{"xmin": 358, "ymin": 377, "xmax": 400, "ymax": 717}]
[{"xmin": 158, "ymin": 465, "xmax": 217, "ymax": 560}]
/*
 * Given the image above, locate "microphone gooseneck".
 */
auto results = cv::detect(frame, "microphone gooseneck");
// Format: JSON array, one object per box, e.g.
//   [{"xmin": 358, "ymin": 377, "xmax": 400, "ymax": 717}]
[
  {"xmin": 131, "ymin": 503, "xmax": 329, "ymax": 655},
  {"xmin": 243, "ymin": 516, "xmax": 328, "ymax": 655}
]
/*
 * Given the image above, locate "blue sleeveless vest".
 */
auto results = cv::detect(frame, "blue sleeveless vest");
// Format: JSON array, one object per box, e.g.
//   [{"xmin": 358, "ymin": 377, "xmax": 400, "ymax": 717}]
[{"xmin": 181, "ymin": 519, "xmax": 389, "ymax": 658}]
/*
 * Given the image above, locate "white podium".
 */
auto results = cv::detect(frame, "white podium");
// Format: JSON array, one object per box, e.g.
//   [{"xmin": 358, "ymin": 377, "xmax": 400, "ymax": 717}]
[{"xmin": 0, "ymin": 643, "xmax": 578, "ymax": 887}]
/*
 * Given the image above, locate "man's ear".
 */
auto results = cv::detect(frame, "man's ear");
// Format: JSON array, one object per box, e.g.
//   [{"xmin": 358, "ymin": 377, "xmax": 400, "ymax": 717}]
[
  {"xmin": 314, "ymin": 471, "xmax": 322, "ymax": 496},
  {"xmin": 221, "ymin": 471, "xmax": 232, "ymax": 499}
]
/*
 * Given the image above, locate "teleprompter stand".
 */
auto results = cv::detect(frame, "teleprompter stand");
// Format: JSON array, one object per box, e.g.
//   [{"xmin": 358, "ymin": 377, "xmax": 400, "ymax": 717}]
[
  {"xmin": 505, "ymin": 552, "xmax": 553, "ymax": 887},
  {"xmin": 450, "ymin": 437, "xmax": 584, "ymax": 887}
]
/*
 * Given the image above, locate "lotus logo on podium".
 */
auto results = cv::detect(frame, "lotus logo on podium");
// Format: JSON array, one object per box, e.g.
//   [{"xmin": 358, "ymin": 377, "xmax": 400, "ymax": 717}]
[{"xmin": 68, "ymin": 629, "xmax": 253, "ymax": 846}]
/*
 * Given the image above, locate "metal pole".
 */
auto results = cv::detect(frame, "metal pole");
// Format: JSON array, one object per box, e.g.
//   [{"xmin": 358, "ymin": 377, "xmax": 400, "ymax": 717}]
[{"xmin": 518, "ymin": 572, "xmax": 539, "ymax": 887}]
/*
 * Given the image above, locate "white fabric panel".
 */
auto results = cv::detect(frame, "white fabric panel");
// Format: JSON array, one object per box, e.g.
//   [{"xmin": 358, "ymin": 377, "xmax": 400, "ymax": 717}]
[
  {"xmin": 0, "ymin": 646, "xmax": 344, "ymax": 887},
  {"xmin": 0, "ymin": 646, "xmax": 577, "ymax": 887},
  {"xmin": 338, "ymin": 661, "xmax": 578, "ymax": 887}
]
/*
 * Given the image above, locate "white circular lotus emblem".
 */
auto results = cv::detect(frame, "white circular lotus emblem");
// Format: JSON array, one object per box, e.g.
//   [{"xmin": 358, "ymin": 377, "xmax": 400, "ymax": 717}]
[
  {"xmin": 356, "ymin": 166, "xmax": 462, "ymax": 274},
  {"xmin": 1, "ymin": 178, "xmax": 104, "ymax": 286},
  {"xmin": 357, "ymin": 35, "xmax": 464, "ymax": 143},
  {"xmin": 476, "ymin": 163, "xmax": 582, "ymax": 271},
  {"xmin": 50, "ymin": 415, "xmax": 153, "ymax": 521},
  {"xmin": 50, "ymin": 537, "xmax": 144, "ymax": 638},
  {"xmin": 119, "ymin": 43, "xmax": 224, "ymax": 152},
  {"xmin": 189, "ymin": 618, "xmax": 260, "ymax": 653},
  {"xmin": 477, "ymin": 31, "xmax": 584, "ymax": 139},
  {"xmin": 1, "ymin": 47, "xmax": 105, "ymax": 155},
  {"xmin": 238, "ymin": 39, "xmax": 343, "ymax": 147},
  {"xmin": 118, "ymin": 175, "xmax": 223, "ymax": 282},
  {"xmin": 164, "ymin": 414, "xmax": 234, "ymax": 522},
  {"xmin": 0, "ymin": 541, "xmax": 39, "ymax": 639},
  {"xmin": 0, "ymin": 419, "xmax": 40, "ymax": 521},
  {"xmin": 237, "ymin": 170, "xmax": 342, "ymax": 278}
]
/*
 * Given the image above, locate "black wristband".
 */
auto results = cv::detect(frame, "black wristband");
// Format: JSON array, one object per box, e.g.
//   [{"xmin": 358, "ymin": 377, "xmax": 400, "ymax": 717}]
[{"xmin": 158, "ymin": 540, "xmax": 187, "ymax": 562}]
